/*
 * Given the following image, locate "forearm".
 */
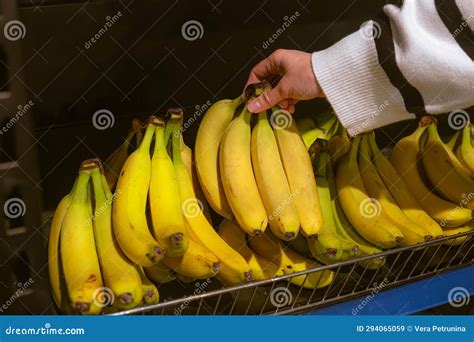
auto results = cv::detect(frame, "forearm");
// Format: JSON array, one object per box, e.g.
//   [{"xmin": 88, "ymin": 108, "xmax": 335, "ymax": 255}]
[{"xmin": 312, "ymin": 0, "xmax": 474, "ymax": 136}]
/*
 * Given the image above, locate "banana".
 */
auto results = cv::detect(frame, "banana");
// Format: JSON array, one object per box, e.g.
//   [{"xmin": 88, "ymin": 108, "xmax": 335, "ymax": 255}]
[
  {"xmin": 180, "ymin": 139, "xmax": 212, "ymax": 223},
  {"xmin": 136, "ymin": 267, "xmax": 159, "ymax": 305},
  {"xmin": 113, "ymin": 118, "xmax": 164, "ymax": 267},
  {"xmin": 302, "ymin": 115, "xmax": 337, "ymax": 149},
  {"xmin": 104, "ymin": 118, "xmax": 142, "ymax": 190},
  {"xmin": 91, "ymin": 168, "xmax": 143, "ymax": 309},
  {"xmin": 336, "ymin": 137, "xmax": 404, "ymax": 248},
  {"xmin": 219, "ymin": 105, "xmax": 268, "ymax": 235},
  {"xmin": 195, "ymin": 97, "xmax": 243, "ymax": 218},
  {"xmin": 249, "ymin": 231, "xmax": 334, "ymax": 289},
  {"xmin": 442, "ymin": 223, "xmax": 473, "ymax": 246},
  {"xmin": 308, "ymin": 140, "xmax": 343, "ymax": 260},
  {"xmin": 328, "ymin": 126, "xmax": 350, "ymax": 164},
  {"xmin": 390, "ymin": 119, "xmax": 472, "ymax": 227},
  {"xmin": 455, "ymin": 124, "xmax": 474, "ymax": 175},
  {"xmin": 359, "ymin": 135, "xmax": 433, "ymax": 246},
  {"xmin": 48, "ymin": 181, "xmax": 76, "ymax": 313},
  {"xmin": 60, "ymin": 162, "xmax": 103, "ymax": 314},
  {"xmin": 218, "ymin": 219, "xmax": 283, "ymax": 280},
  {"xmin": 422, "ymin": 120, "xmax": 474, "ymax": 209},
  {"xmin": 144, "ymin": 263, "xmax": 176, "ymax": 284},
  {"xmin": 326, "ymin": 156, "xmax": 384, "ymax": 269},
  {"xmin": 445, "ymin": 130, "xmax": 461, "ymax": 151},
  {"xmin": 163, "ymin": 238, "xmax": 220, "ymax": 279},
  {"xmin": 273, "ymin": 108, "xmax": 323, "ymax": 238},
  {"xmin": 368, "ymin": 133, "xmax": 444, "ymax": 238},
  {"xmin": 251, "ymin": 111, "xmax": 299, "ymax": 240},
  {"xmin": 169, "ymin": 113, "xmax": 252, "ymax": 285},
  {"xmin": 149, "ymin": 118, "xmax": 188, "ymax": 257}
]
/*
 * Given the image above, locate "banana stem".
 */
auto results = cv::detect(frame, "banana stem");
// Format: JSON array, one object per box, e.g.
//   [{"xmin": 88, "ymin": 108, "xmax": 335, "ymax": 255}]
[
  {"xmin": 138, "ymin": 122, "xmax": 155, "ymax": 153},
  {"xmin": 71, "ymin": 171, "xmax": 92, "ymax": 205},
  {"xmin": 168, "ymin": 120, "xmax": 183, "ymax": 165},
  {"xmin": 154, "ymin": 125, "xmax": 166, "ymax": 154},
  {"xmin": 91, "ymin": 170, "xmax": 106, "ymax": 208}
]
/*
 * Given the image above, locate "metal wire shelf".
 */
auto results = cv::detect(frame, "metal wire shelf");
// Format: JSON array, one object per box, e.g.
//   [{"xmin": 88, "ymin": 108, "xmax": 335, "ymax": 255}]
[{"xmin": 109, "ymin": 230, "xmax": 474, "ymax": 316}]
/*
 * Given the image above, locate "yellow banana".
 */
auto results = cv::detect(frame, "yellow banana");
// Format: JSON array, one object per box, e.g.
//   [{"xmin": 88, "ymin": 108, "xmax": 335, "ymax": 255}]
[
  {"xmin": 442, "ymin": 223, "xmax": 473, "ymax": 246},
  {"xmin": 328, "ymin": 126, "xmax": 350, "ymax": 164},
  {"xmin": 220, "ymin": 105, "xmax": 268, "ymax": 235},
  {"xmin": 390, "ymin": 119, "xmax": 472, "ymax": 227},
  {"xmin": 48, "ymin": 182, "xmax": 76, "ymax": 313},
  {"xmin": 163, "ymin": 238, "xmax": 220, "ymax": 279},
  {"xmin": 149, "ymin": 118, "xmax": 188, "ymax": 257},
  {"xmin": 180, "ymin": 139, "xmax": 212, "ymax": 223},
  {"xmin": 455, "ymin": 124, "xmax": 474, "ymax": 175},
  {"xmin": 91, "ymin": 168, "xmax": 143, "ymax": 309},
  {"xmin": 302, "ymin": 115, "xmax": 337, "ymax": 149},
  {"xmin": 218, "ymin": 219, "xmax": 283, "ymax": 280},
  {"xmin": 368, "ymin": 133, "xmax": 443, "ymax": 238},
  {"xmin": 60, "ymin": 163, "xmax": 103, "ymax": 314},
  {"xmin": 336, "ymin": 137, "xmax": 404, "ymax": 248},
  {"xmin": 144, "ymin": 263, "xmax": 176, "ymax": 284},
  {"xmin": 136, "ymin": 267, "xmax": 159, "ymax": 305},
  {"xmin": 195, "ymin": 97, "xmax": 243, "ymax": 218},
  {"xmin": 251, "ymin": 111, "xmax": 299, "ymax": 240},
  {"xmin": 422, "ymin": 121, "xmax": 474, "ymax": 209},
  {"xmin": 445, "ymin": 130, "xmax": 460, "ymax": 151},
  {"xmin": 359, "ymin": 135, "xmax": 432, "ymax": 246},
  {"xmin": 308, "ymin": 140, "xmax": 343, "ymax": 260},
  {"xmin": 273, "ymin": 109, "xmax": 323, "ymax": 238},
  {"xmin": 113, "ymin": 119, "xmax": 164, "ymax": 266},
  {"xmin": 249, "ymin": 231, "xmax": 334, "ymax": 289},
  {"xmin": 326, "ymin": 155, "xmax": 383, "ymax": 269},
  {"xmin": 169, "ymin": 113, "xmax": 252, "ymax": 285}
]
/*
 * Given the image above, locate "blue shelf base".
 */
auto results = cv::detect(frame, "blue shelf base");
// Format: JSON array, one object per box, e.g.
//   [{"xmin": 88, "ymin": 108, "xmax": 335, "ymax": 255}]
[{"xmin": 307, "ymin": 265, "xmax": 474, "ymax": 315}]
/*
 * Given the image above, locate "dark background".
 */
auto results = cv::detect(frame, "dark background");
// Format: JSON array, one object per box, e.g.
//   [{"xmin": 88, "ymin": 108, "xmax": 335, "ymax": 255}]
[{"xmin": 10, "ymin": 0, "xmax": 396, "ymax": 208}]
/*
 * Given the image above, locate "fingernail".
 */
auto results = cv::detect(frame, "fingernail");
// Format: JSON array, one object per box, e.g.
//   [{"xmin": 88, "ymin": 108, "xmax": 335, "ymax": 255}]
[{"xmin": 247, "ymin": 100, "xmax": 261, "ymax": 113}]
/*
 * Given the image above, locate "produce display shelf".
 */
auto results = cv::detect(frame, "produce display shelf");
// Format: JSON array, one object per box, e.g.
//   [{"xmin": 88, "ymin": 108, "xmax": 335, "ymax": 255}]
[
  {"xmin": 307, "ymin": 265, "xmax": 474, "ymax": 315},
  {"xmin": 110, "ymin": 230, "xmax": 473, "ymax": 316}
]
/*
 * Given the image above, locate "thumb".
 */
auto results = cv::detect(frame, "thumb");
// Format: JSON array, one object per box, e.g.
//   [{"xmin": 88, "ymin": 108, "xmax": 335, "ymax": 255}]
[{"xmin": 247, "ymin": 87, "xmax": 284, "ymax": 113}]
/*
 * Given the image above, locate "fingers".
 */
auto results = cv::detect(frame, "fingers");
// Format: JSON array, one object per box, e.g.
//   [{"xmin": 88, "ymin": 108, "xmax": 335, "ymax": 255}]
[
  {"xmin": 244, "ymin": 50, "xmax": 285, "ymax": 93},
  {"xmin": 247, "ymin": 86, "xmax": 285, "ymax": 113}
]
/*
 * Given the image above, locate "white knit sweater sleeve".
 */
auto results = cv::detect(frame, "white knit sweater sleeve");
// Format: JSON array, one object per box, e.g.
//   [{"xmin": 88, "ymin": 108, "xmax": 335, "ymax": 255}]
[{"xmin": 311, "ymin": 0, "xmax": 474, "ymax": 136}]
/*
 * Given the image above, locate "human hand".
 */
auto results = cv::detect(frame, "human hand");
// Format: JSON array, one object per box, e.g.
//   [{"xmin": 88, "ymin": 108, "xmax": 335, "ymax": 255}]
[{"xmin": 244, "ymin": 49, "xmax": 324, "ymax": 113}]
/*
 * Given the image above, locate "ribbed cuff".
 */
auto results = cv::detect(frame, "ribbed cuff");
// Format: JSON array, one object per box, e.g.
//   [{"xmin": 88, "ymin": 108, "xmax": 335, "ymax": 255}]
[{"xmin": 311, "ymin": 21, "xmax": 414, "ymax": 136}]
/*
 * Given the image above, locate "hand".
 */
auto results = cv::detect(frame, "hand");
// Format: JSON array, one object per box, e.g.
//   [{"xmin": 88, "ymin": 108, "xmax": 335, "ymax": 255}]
[{"xmin": 245, "ymin": 49, "xmax": 324, "ymax": 113}]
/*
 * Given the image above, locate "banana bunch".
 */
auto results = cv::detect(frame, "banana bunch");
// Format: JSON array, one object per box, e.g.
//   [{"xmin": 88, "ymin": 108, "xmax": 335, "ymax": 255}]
[
  {"xmin": 48, "ymin": 159, "xmax": 158, "ymax": 314},
  {"xmin": 195, "ymin": 84, "xmax": 323, "ymax": 241},
  {"xmin": 391, "ymin": 117, "xmax": 473, "ymax": 228}
]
